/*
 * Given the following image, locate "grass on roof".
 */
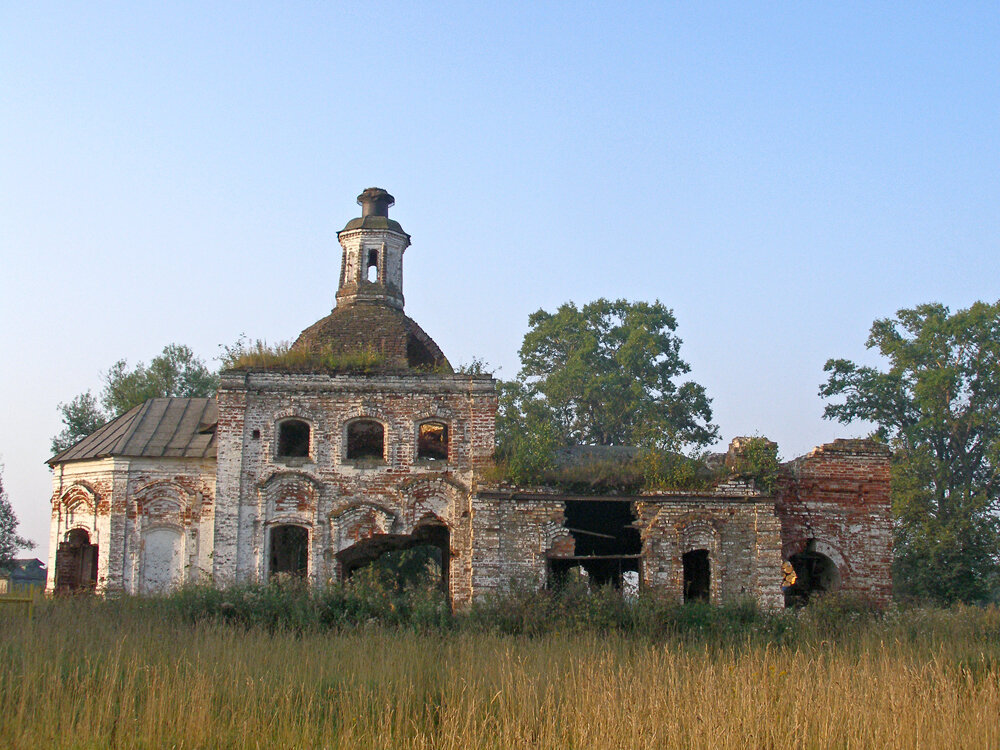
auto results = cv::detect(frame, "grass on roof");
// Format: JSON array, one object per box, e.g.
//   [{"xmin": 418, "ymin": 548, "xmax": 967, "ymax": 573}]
[{"xmin": 220, "ymin": 338, "xmax": 396, "ymax": 374}]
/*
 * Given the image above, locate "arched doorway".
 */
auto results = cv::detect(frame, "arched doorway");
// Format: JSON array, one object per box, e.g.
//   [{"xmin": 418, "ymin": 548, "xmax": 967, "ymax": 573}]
[
  {"xmin": 338, "ymin": 521, "xmax": 450, "ymax": 594},
  {"xmin": 55, "ymin": 529, "xmax": 98, "ymax": 593},
  {"xmin": 269, "ymin": 525, "xmax": 309, "ymax": 581},
  {"xmin": 784, "ymin": 540, "xmax": 841, "ymax": 607},
  {"xmin": 682, "ymin": 549, "xmax": 711, "ymax": 602}
]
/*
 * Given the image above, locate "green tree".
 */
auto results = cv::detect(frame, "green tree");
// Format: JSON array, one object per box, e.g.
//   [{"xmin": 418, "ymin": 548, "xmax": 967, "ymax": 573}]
[
  {"xmin": 820, "ymin": 301, "xmax": 1000, "ymax": 604},
  {"xmin": 52, "ymin": 344, "xmax": 218, "ymax": 455},
  {"xmin": 51, "ymin": 392, "xmax": 107, "ymax": 455},
  {"xmin": 0, "ymin": 466, "xmax": 34, "ymax": 566},
  {"xmin": 511, "ymin": 299, "xmax": 718, "ymax": 452}
]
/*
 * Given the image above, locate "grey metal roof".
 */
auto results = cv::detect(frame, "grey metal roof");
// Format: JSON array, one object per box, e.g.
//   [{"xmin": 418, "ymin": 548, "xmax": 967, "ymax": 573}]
[
  {"xmin": 48, "ymin": 397, "xmax": 217, "ymax": 465},
  {"xmin": 338, "ymin": 215, "xmax": 409, "ymax": 237}
]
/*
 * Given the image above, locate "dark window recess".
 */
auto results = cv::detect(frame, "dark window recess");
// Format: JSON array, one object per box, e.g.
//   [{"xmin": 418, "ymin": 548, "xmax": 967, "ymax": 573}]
[
  {"xmin": 366, "ymin": 249, "xmax": 378, "ymax": 282},
  {"xmin": 549, "ymin": 500, "xmax": 641, "ymax": 589},
  {"xmin": 417, "ymin": 422, "xmax": 448, "ymax": 461},
  {"xmin": 277, "ymin": 420, "xmax": 310, "ymax": 458},
  {"xmin": 252, "ymin": 429, "xmax": 261, "ymax": 439},
  {"xmin": 347, "ymin": 420, "xmax": 384, "ymax": 460},
  {"xmin": 784, "ymin": 539, "xmax": 841, "ymax": 607},
  {"xmin": 269, "ymin": 525, "xmax": 308, "ymax": 580},
  {"xmin": 55, "ymin": 528, "xmax": 98, "ymax": 594},
  {"xmin": 683, "ymin": 549, "xmax": 711, "ymax": 602}
]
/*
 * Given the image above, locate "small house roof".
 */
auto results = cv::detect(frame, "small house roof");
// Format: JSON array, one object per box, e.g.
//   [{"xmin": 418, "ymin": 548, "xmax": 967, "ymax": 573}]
[{"xmin": 47, "ymin": 397, "xmax": 217, "ymax": 465}]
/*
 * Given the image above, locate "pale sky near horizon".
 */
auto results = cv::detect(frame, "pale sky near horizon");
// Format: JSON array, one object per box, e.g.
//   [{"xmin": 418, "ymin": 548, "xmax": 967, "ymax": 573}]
[{"xmin": 1, "ymin": 2, "xmax": 998, "ymax": 562}]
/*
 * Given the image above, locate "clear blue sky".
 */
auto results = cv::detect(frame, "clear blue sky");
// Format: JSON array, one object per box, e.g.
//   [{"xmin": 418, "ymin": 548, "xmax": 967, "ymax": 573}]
[{"xmin": 2, "ymin": 2, "xmax": 998, "ymax": 561}]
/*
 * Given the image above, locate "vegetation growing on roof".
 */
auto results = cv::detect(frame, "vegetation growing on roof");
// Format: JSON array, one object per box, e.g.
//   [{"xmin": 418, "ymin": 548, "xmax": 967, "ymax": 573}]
[
  {"xmin": 485, "ymin": 448, "xmax": 724, "ymax": 494},
  {"xmin": 725, "ymin": 436, "xmax": 782, "ymax": 494},
  {"xmin": 220, "ymin": 337, "xmax": 396, "ymax": 374}
]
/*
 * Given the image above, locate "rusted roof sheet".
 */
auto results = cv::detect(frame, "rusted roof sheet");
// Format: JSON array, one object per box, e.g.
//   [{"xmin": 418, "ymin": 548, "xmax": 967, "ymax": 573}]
[{"xmin": 48, "ymin": 397, "xmax": 217, "ymax": 465}]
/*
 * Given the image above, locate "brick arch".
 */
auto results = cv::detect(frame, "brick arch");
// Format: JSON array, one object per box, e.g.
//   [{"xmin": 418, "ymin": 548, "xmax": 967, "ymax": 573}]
[
  {"xmin": 270, "ymin": 405, "xmax": 323, "ymax": 425},
  {"xmin": 132, "ymin": 480, "xmax": 193, "ymax": 526},
  {"xmin": 60, "ymin": 483, "xmax": 98, "ymax": 511},
  {"xmin": 782, "ymin": 537, "xmax": 848, "ymax": 576},
  {"xmin": 674, "ymin": 514, "xmax": 723, "ymax": 603},
  {"xmin": 59, "ymin": 483, "xmax": 100, "ymax": 539},
  {"xmin": 258, "ymin": 470, "xmax": 321, "ymax": 523},
  {"xmin": 343, "ymin": 401, "xmax": 397, "ymax": 427},
  {"xmin": 329, "ymin": 502, "xmax": 400, "ymax": 555},
  {"xmin": 396, "ymin": 476, "xmax": 467, "ymax": 531},
  {"xmin": 413, "ymin": 403, "xmax": 458, "ymax": 423},
  {"xmin": 675, "ymin": 517, "xmax": 721, "ymax": 553}
]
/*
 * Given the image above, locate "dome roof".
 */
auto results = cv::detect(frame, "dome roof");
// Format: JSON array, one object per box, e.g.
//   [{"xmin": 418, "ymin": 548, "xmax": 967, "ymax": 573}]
[
  {"xmin": 291, "ymin": 302, "xmax": 451, "ymax": 371},
  {"xmin": 339, "ymin": 215, "xmax": 409, "ymax": 237}
]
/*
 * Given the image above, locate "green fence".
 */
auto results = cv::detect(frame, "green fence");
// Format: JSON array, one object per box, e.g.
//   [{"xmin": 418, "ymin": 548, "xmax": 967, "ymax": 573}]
[{"xmin": 0, "ymin": 585, "xmax": 43, "ymax": 621}]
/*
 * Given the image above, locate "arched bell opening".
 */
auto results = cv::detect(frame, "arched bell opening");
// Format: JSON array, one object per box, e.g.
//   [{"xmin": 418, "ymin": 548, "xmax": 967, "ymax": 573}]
[
  {"xmin": 784, "ymin": 539, "xmax": 841, "ymax": 607},
  {"xmin": 338, "ymin": 522, "xmax": 450, "ymax": 596},
  {"xmin": 55, "ymin": 528, "xmax": 98, "ymax": 594}
]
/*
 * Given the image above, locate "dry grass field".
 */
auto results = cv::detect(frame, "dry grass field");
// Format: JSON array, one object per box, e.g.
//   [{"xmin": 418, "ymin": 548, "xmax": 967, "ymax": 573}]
[{"xmin": 2, "ymin": 592, "xmax": 999, "ymax": 749}]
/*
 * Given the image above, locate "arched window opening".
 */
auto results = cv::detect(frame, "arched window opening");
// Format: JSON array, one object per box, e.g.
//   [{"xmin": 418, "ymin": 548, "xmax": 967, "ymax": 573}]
[
  {"xmin": 417, "ymin": 421, "xmax": 448, "ymax": 461},
  {"xmin": 277, "ymin": 420, "xmax": 310, "ymax": 459},
  {"xmin": 55, "ymin": 529, "xmax": 98, "ymax": 594},
  {"xmin": 366, "ymin": 249, "xmax": 378, "ymax": 282},
  {"xmin": 347, "ymin": 419, "xmax": 384, "ymax": 461},
  {"xmin": 269, "ymin": 525, "xmax": 308, "ymax": 580},
  {"xmin": 784, "ymin": 540, "xmax": 840, "ymax": 607},
  {"xmin": 683, "ymin": 549, "xmax": 711, "ymax": 602}
]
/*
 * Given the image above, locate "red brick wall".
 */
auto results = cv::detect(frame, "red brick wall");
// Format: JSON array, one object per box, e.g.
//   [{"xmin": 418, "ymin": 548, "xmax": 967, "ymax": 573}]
[{"xmin": 776, "ymin": 439, "xmax": 892, "ymax": 605}]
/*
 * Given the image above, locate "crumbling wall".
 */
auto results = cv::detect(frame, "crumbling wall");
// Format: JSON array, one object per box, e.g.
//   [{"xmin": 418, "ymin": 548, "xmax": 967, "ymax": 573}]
[
  {"xmin": 636, "ymin": 485, "xmax": 783, "ymax": 608},
  {"xmin": 471, "ymin": 484, "xmax": 785, "ymax": 608},
  {"xmin": 776, "ymin": 439, "xmax": 892, "ymax": 605},
  {"xmin": 470, "ymin": 492, "xmax": 569, "ymax": 595},
  {"xmin": 213, "ymin": 371, "xmax": 496, "ymax": 607}
]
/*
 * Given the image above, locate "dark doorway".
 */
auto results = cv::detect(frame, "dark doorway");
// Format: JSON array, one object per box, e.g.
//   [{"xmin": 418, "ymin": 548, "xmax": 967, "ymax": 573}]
[
  {"xmin": 339, "ymin": 522, "xmax": 450, "ymax": 594},
  {"xmin": 55, "ymin": 528, "xmax": 98, "ymax": 593},
  {"xmin": 682, "ymin": 549, "xmax": 711, "ymax": 602},
  {"xmin": 784, "ymin": 540, "xmax": 840, "ymax": 607},
  {"xmin": 269, "ymin": 525, "xmax": 308, "ymax": 580}
]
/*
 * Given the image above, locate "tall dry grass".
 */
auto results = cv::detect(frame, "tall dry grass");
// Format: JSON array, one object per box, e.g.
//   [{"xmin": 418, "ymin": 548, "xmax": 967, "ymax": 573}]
[{"xmin": 2, "ymin": 597, "xmax": 999, "ymax": 748}]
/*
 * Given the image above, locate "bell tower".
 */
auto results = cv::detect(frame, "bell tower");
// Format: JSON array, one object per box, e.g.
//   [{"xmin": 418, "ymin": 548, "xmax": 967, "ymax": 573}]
[{"xmin": 335, "ymin": 187, "xmax": 410, "ymax": 310}]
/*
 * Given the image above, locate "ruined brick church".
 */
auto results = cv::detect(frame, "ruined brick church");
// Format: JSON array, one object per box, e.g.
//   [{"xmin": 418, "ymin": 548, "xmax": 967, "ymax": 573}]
[{"xmin": 47, "ymin": 189, "xmax": 892, "ymax": 608}]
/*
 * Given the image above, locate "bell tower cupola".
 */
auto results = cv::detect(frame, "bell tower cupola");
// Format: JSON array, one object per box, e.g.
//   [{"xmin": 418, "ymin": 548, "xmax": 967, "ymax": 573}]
[{"xmin": 335, "ymin": 187, "xmax": 410, "ymax": 310}]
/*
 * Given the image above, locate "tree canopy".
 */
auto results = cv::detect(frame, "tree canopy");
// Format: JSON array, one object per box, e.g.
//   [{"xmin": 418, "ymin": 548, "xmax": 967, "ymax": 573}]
[
  {"xmin": 0, "ymin": 466, "xmax": 33, "ymax": 566},
  {"xmin": 52, "ymin": 344, "xmax": 218, "ymax": 455},
  {"xmin": 500, "ymin": 299, "xmax": 717, "ymax": 464},
  {"xmin": 820, "ymin": 301, "xmax": 1000, "ymax": 604}
]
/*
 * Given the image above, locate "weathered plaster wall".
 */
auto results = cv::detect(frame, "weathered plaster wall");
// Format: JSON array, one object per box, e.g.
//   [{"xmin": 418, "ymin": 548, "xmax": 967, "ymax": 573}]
[{"xmin": 48, "ymin": 457, "xmax": 215, "ymax": 594}]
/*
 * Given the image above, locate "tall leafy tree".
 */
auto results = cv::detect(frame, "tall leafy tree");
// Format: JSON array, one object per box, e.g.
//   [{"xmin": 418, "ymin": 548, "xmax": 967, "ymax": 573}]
[
  {"xmin": 52, "ymin": 344, "xmax": 218, "ymax": 455},
  {"xmin": 508, "ymin": 299, "xmax": 718, "ymax": 452},
  {"xmin": 820, "ymin": 301, "xmax": 1000, "ymax": 603},
  {"xmin": 0, "ymin": 466, "xmax": 33, "ymax": 566}
]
